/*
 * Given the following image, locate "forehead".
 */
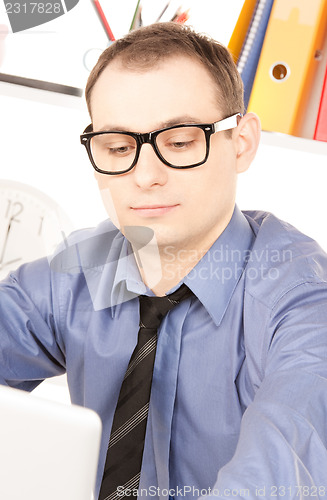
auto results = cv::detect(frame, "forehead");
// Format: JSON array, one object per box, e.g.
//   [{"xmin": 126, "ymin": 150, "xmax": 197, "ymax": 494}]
[{"xmin": 90, "ymin": 55, "xmax": 222, "ymax": 131}]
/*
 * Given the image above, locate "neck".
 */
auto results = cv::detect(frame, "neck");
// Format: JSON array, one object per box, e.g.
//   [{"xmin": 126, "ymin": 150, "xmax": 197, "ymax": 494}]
[
  {"xmin": 128, "ymin": 208, "xmax": 235, "ymax": 296},
  {"xmin": 131, "ymin": 237, "xmax": 217, "ymax": 297}
]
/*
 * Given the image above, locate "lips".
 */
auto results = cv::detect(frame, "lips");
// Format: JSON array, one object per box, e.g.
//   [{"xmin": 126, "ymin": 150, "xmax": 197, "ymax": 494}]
[{"xmin": 131, "ymin": 204, "xmax": 179, "ymax": 217}]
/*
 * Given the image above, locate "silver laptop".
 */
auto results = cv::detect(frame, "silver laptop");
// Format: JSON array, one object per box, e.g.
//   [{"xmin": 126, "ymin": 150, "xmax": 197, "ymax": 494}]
[{"xmin": 0, "ymin": 384, "xmax": 102, "ymax": 500}]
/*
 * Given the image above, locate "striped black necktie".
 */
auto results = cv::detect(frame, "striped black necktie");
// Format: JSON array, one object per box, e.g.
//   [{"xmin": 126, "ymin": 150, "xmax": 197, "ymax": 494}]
[{"xmin": 99, "ymin": 284, "xmax": 193, "ymax": 500}]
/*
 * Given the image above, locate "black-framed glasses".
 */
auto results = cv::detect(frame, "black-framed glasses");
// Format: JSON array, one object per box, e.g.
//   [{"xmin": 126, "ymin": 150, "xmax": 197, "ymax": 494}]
[{"xmin": 80, "ymin": 113, "xmax": 241, "ymax": 175}]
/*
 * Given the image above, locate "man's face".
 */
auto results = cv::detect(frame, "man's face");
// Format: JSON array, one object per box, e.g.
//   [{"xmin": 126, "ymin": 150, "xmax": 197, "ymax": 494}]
[{"xmin": 90, "ymin": 55, "xmax": 240, "ymax": 255}]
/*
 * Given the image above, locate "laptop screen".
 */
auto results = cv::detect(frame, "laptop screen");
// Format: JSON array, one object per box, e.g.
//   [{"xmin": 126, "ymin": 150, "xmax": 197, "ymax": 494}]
[{"xmin": 0, "ymin": 384, "xmax": 101, "ymax": 500}]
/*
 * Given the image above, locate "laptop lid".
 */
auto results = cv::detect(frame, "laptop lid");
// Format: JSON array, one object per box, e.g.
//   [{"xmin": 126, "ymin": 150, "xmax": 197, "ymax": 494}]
[{"xmin": 0, "ymin": 384, "xmax": 102, "ymax": 500}]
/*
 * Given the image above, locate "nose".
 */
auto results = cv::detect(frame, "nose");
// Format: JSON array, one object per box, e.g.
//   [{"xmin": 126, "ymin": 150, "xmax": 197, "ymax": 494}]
[{"xmin": 132, "ymin": 143, "xmax": 168, "ymax": 189}]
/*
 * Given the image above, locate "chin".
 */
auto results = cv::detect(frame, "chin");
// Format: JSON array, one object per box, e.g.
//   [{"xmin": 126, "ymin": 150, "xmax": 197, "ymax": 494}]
[{"xmin": 121, "ymin": 219, "xmax": 181, "ymax": 249}]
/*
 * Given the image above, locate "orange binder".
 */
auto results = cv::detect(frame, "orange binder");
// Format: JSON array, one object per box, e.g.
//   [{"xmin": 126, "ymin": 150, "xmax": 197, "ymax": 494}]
[
  {"xmin": 314, "ymin": 64, "xmax": 327, "ymax": 141},
  {"xmin": 247, "ymin": 0, "xmax": 327, "ymax": 136},
  {"xmin": 228, "ymin": 0, "xmax": 258, "ymax": 64}
]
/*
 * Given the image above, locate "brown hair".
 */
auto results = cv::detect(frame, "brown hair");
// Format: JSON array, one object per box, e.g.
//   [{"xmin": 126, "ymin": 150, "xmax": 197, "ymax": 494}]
[{"xmin": 85, "ymin": 22, "xmax": 244, "ymax": 120}]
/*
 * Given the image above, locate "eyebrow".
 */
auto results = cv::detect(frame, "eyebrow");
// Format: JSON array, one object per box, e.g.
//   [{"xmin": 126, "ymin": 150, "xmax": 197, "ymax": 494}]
[{"xmin": 96, "ymin": 115, "xmax": 204, "ymax": 133}]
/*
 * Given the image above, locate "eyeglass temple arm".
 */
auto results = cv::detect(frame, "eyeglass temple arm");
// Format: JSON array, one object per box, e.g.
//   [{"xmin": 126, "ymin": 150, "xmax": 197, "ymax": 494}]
[{"xmin": 213, "ymin": 113, "xmax": 242, "ymax": 133}]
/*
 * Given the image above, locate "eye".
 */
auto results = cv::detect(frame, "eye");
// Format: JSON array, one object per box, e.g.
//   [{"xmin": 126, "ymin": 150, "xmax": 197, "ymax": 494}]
[
  {"xmin": 159, "ymin": 127, "xmax": 202, "ymax": 153},
  {"xmin": 168, "ymin": 139, "xmax": 194, "ymax": 150},
  {"xmin": 108, "ymin": 144, "xmax": 135, "ymax": 156},
  {"xmin": 92, "ymin": 133, "xmax": 136, "ymax": 157}
]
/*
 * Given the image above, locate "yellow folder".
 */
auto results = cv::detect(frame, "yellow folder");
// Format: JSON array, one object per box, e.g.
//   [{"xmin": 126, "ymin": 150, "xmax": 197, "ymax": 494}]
[
  {"xmin": 228, "ymin": 0, "xmax": 258, "ymax": 63},
  {"xmin": 247, "ymin": 0, "xmax": 327, "ymax": 136}
]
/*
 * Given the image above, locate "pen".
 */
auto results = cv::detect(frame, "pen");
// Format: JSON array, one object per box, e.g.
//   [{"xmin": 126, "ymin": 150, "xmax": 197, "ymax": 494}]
[
  {"xmin": 129, "ymin": 0, "xmax": 142, "ymax": 31},
  {"xmin": 93, "ymin": 0, "xmax": 115, "ymax": 42},
  {"xmin": 156, "ymin": 1, "xmax": 171, "ymax": 22}
]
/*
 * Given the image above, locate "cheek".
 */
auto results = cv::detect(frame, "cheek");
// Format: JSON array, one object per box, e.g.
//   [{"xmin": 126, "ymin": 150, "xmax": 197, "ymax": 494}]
[
  {"xmin": 193, "ymin": 160, "xmax": 234, "ymax": 193},
  {"xmin": 190, "ymin": 159, "xmax": 237, "ymax": 213}
]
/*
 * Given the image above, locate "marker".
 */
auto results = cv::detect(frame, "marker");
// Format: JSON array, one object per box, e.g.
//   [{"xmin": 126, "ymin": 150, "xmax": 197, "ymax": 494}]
[{"xmin": 175, "ymin": 9, "xmax": 190, "ymax": 24}]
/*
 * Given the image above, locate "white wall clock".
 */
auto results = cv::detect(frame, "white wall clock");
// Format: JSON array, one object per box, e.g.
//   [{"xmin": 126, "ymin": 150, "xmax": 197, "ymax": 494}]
[{"xmin": 0, "ymin": 179, "xmax": 74, "ymax": 280}]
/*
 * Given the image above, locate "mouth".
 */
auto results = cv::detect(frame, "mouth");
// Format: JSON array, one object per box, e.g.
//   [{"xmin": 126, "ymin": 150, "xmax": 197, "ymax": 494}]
[{"xmin": 130, "ymin": 204, "xmax": 179, "ymax": 217}]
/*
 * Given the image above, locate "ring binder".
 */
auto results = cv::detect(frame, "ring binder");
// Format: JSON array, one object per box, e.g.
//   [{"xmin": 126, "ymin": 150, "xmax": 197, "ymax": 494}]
[{"xmin": 247, "ymin": 0, "xmax": 327, "ymax": 136}]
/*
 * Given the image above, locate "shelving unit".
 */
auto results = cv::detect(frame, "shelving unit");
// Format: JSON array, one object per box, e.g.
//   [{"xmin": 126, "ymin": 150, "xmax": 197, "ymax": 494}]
[{"xmin": 261, "ymin": 130, "xmax": 327, "ymax": 156}]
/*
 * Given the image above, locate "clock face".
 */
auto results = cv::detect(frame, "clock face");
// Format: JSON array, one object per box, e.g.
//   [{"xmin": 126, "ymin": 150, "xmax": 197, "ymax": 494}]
[{"xmin": 0, "ymin": 180, "xmax": 74, "ymax": 280}]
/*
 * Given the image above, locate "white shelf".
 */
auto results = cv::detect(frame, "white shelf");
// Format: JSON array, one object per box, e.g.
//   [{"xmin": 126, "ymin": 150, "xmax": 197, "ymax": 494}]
[{"xmin": 261, "ymin": 130, "xmax": 327, "ymax": 156}]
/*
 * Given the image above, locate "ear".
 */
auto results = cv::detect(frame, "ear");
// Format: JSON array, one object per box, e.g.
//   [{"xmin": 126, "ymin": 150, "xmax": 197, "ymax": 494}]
[{"xmin": 233, "ymin": 113, "xmax": 261, "ymax": 174}]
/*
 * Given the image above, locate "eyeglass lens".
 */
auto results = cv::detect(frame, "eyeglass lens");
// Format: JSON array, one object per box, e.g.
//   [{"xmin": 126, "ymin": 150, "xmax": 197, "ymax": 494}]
[{"xmin": 90, "ymin": 126, "xmax": 207, "ymax": 173}]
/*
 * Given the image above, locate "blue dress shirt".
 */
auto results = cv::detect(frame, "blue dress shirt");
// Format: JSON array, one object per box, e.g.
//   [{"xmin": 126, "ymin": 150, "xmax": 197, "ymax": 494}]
[{"xmin": 1, "ymin": 206, "xmax": 327, "ymax": 499}]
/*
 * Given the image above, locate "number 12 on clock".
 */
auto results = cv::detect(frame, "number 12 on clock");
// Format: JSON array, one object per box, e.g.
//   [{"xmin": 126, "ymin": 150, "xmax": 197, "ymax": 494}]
[{"xmin": 0, "ymin": 180, "xmax": 73, "ymax": 280}]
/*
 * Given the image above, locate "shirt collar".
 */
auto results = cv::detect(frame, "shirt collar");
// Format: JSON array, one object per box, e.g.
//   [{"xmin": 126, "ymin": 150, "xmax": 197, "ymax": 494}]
[
  {"xmin": 110, "ymin": 206, "xmax": 255, "ymax": 322},
  {"xmin": 184, "ymin": 205, "xmax": 255, "ymax": 326},
  {"xmin": 58, "ymin": 206, "xmax": 254, "ymax": 316},
  {"xmin": 89, "ymin": 235, "xmax": 147, "ymax": 311},
  {"xmin": 110, "ymin": 238, "xmax": 147, "ymax": 306},
  {"xmin": 50, "ymin": 221, "xmax": 146, "ymax": 311}
]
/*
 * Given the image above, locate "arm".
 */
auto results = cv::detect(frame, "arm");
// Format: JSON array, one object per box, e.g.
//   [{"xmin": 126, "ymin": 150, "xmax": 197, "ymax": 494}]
[
  {"xmin": 0, "ymin": 258, "xmax": 66, "ymax": 391},
  {"xmin": 205, "ymin": 281, "xmax": 327, "ymax": 499}
]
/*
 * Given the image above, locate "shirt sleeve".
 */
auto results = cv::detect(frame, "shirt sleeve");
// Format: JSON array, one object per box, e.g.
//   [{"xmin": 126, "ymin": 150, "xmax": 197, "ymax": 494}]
[
  {"xmin": 0, "ymin": 258, "xmax": 66, "ymax": 391},
  {"xmin": 204, "ymin": 281, "xmax": 327, "ymax": 500}
]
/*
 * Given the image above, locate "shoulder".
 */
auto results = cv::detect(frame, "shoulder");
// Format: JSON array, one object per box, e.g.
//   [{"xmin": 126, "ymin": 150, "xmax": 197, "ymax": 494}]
[
  {"xmin": 2, "ymin": 219, "xmax": 124, "ymax": 298},
  {"xmin": 49, "ymin": 219, "xmax": 124, "ymax": 274},
  {"xmin": 242, "ymin": 210, "xmax": 327, "ymax": 308},
  {"xmin": 0, "ymin": 220, "xmax": 125, "ymax": 318}
]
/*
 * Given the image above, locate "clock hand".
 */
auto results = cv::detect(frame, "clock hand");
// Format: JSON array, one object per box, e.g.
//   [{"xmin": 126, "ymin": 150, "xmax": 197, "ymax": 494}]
[{"xmin": 0, "ymin": 217, "xmax": 14, "ymax": 266}]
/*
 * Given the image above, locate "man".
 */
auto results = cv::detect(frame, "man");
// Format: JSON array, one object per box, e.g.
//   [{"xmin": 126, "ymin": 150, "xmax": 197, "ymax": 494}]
[{"xmin": 1, "ymin": 22, "xmax": 327, "ymax": 500}]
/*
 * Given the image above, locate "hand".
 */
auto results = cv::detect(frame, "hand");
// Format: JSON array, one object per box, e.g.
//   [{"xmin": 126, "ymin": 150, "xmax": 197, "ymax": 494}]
[
  {"xmin": 0, "ymin": 217, "xmax": 14, "ymax": 267},
  {"xmin": 0, "ymin": 217, "xmax": 23, "ymax": 278}
]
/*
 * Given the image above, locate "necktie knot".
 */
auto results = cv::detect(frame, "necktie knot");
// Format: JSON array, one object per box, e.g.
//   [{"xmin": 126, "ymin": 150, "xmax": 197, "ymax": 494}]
[{"xmin": 139, "ymin": 284, "xmax": 193, "ymax": 329}]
